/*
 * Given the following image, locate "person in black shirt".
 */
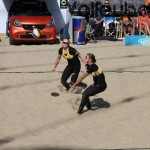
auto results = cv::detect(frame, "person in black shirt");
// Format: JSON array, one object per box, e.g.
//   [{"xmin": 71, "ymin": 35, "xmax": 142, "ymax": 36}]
[
  {"xmin": 89, "ymin": 1, "xmax": 104, "ymax": 36},
  {"xmin": 52, "ymin": 39, "xmax": 81, "ymax": 91},
  {"xmin": 102, "ymin": 0, "xmax": 112, "ymax": 16},
  {"xmin": 70, "ymin": 53, "xmax": 107, "ymax": 114}
]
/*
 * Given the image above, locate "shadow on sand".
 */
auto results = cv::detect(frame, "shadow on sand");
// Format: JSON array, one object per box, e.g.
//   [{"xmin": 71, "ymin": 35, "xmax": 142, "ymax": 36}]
[
  {"xmin": 81, "ymin": 98, "xmax": 110, "ymax": 114},
  {"xmin": 91, "ymin": 98, "xmax": 111, "ymax": 110}
]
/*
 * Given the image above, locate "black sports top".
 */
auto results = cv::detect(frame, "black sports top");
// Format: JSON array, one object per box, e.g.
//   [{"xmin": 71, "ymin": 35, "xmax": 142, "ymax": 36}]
[
  {"xmin": 58, "ymin": 46, "xmax": 80, "ymax": 65},
  {"xmin": 86, "ymin": 63, "xmax": 106, "ymax": 86}
]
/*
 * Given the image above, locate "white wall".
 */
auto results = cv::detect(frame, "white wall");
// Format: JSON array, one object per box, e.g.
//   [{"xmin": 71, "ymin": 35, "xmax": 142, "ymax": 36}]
[
  {"xmin": 0, "ymin": 0, "xmax": 11, "ymax": 33},
  {"xmin": 46, "ymin": 0, "xmax": 71, "ymax": 32},
  {"xmin": 0, "ymin": 0, "xmax": 71, "ymax": 33}
]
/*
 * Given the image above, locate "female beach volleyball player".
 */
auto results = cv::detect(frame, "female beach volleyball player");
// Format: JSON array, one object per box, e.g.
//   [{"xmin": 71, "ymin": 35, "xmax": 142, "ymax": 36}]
[
  {"xmin": 52, "ymin": 38, "xmax": 81, "ymax": 91},
  {"xmin": 70, "ymin": 53, "xmax": 107, "ymax": 114}
]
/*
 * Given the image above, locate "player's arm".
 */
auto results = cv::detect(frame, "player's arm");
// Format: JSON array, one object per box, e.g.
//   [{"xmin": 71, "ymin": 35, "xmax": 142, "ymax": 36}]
[
  {"xmin": 69, "ymin": 72, "xmax": 89, "ymax": 92},
  {"xmin": 75, "ymin": 50, "xmax": 87, "ymax": 66},
  {"xmin": 52, "ymin": 54, "xmax": 61, "ymax": 71}
]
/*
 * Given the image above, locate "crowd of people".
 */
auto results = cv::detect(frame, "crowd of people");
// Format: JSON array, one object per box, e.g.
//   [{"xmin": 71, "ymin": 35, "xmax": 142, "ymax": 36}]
[{"xmin": 86, "ymin": 0, "xmax": 150, "ymax": 39}]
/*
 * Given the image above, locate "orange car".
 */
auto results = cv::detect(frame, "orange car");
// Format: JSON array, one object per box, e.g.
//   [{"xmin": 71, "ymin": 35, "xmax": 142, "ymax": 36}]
[{"xmin": 7, "ymin": 0, "xmax": 60, "ymax": 45}]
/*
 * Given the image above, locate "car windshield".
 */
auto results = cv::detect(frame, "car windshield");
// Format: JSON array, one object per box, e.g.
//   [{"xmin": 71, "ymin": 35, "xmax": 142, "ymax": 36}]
[{"xmin": 13, "ymin": 2, "xmax": 51, "ymax": 16}]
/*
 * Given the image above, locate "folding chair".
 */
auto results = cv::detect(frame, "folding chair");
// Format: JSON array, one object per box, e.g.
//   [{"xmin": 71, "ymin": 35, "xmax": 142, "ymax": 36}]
[
  {"xmin": 137, "ymin": 9, "xmax": 150, "ymax": 36},
  {"xmin": 137, "ymin": 19, "xmax": 150, "ymax": 35},
  {"xmin": 103, "ymin": 16, "xmax": 119, "ymax": 38},
  {"xmin": 119, "ymin": 18, "xmax": 136, "ymax": 38}
]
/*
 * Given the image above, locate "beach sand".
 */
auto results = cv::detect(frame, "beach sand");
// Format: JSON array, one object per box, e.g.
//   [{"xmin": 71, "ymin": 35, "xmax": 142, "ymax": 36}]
[{"xmin": 0, "ymin": 34, "xmax": 150, "ymax": 149}]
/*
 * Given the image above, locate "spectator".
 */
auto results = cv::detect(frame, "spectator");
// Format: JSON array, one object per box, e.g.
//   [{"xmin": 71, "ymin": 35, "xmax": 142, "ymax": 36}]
[
  {"xmin": 120, "ymin": 9, "xmax": 134, "ymax": 36},
  {"xmin": 148, "ymin": 12, "xmax": 150, "ymax": 28},
  {"xmin": 59, "ymin": 23, "xmax": 70, "ymax": 41},
  {"xmin": 70, "ymin": 53, "xmax": 107, "ymax": 115},
  {"xmin": 145, "ymin": 0, "xmax": 150, "ymax": 12},
  {"xmin": 102, "ymin": 0, "xmax": 112, "ymax": 16},
  {"xmin": 138, "ymin": 9, "xmax": 150, "ymax": 35},
  {"xmin": 52, "ymin": 39, "xmax": 81, "ymax": 92},
  {"xmin": 146, "ymin": 0, "xmax": 150, "ymax": 6},
  {"xmin": 89, "ymin": 1, "xmax": 104, "ymax": 37}
]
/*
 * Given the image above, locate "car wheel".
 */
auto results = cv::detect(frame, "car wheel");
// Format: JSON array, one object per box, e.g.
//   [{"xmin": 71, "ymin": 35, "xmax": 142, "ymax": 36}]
[
  {"xmin": 9, "ymin": 36, "xmax": 16, "ymax": 45},
  {"xmin": 6, "ymin": 21, "xmax": 10, "ymax": 37},
  {"xmin": 55, "ymin": 38, "xmax": 60, "ymax": 44}
]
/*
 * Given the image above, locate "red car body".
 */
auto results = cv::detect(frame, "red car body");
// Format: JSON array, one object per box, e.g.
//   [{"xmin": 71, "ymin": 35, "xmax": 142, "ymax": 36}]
[
  {"xmin": 9, "ymin": 16, "xmax": 56, "ymax": 42},
  {"xmin": 7, "ymin": 0, "xmax": 59, "ymax": 45}
]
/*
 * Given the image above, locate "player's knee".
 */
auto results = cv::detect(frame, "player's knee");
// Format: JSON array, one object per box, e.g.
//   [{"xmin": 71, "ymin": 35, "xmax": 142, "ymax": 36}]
[{"xmin": 82, "ymin": 92, "xmax": 88, "ymax": 99}]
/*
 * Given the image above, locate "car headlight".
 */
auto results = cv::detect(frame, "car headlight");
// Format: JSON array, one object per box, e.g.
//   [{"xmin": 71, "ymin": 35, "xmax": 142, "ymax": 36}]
[
  {"xmin": 14, "ymin": 19, "xmax": 21, "ymax": 27},
  {"xmin": 47, "ymin": 20, "xmax": 54, "ymax": 27}
]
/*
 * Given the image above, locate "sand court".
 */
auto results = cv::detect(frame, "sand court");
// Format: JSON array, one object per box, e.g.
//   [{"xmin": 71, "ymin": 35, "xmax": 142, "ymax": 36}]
[{"xmin": 0, "ymin": 34, "xmax": 150, "ymax": 149}]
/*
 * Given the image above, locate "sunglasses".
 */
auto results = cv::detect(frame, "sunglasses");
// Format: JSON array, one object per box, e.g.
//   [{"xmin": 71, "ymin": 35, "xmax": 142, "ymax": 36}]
[
  {"xmin": 105, "ymin": 3, "xmax": 109, "ymax": 4},
  {"xmin": 85, "ymin": 56, "xmax": 90, "ymax": 59},
  {"xmin": 63, "ymin": 42, "xmax": 69, "ymax": 45}
]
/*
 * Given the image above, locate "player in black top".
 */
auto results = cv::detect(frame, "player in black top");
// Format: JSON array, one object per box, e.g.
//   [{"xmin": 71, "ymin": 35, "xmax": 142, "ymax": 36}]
[
  {"xmin": 70, "ymin": 53, "xmax": 107, "ymax": 114},
  {"xmin": 52, "ymin": 39, "xmax": 81, "ymax": 91}
]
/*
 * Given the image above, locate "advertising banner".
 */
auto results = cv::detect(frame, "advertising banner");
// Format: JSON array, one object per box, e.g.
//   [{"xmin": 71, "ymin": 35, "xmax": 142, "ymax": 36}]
[
  {"xmin": 69, "ymin": 0, "xmax": 145, "ymax": 16},
  {"xmin": 125, "ymin": 36, "xmax": 150, "ymax": 46}
]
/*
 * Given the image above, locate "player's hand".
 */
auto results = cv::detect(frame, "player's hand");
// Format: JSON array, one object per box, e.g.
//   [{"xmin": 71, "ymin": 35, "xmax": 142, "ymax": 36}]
[
  {"xmin": 69, "ymin": 86, "xmax": 76, "ymax": 93},
  {"xmin": 52, "ymin": 67, "xmax": 56, "ymax": 71}
]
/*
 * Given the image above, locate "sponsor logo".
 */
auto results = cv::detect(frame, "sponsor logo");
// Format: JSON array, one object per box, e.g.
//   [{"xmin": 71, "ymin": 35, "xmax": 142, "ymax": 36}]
[
  {"xmin": 60, "ymin": 0, "xmax": 68, "ymax": 9},
  {"xmin": 138, "ymin": 37, "xmax": 150, "ymax": 46},
  {"xmin": 69, "ymin": 0, "xmax": 145, "ymax": 16}
]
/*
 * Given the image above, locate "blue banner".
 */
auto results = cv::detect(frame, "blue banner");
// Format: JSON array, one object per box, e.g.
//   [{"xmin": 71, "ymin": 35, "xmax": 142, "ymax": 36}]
[{"xmin": 125, "ymin": 36, "xmax": 150, "ymax": 46}]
